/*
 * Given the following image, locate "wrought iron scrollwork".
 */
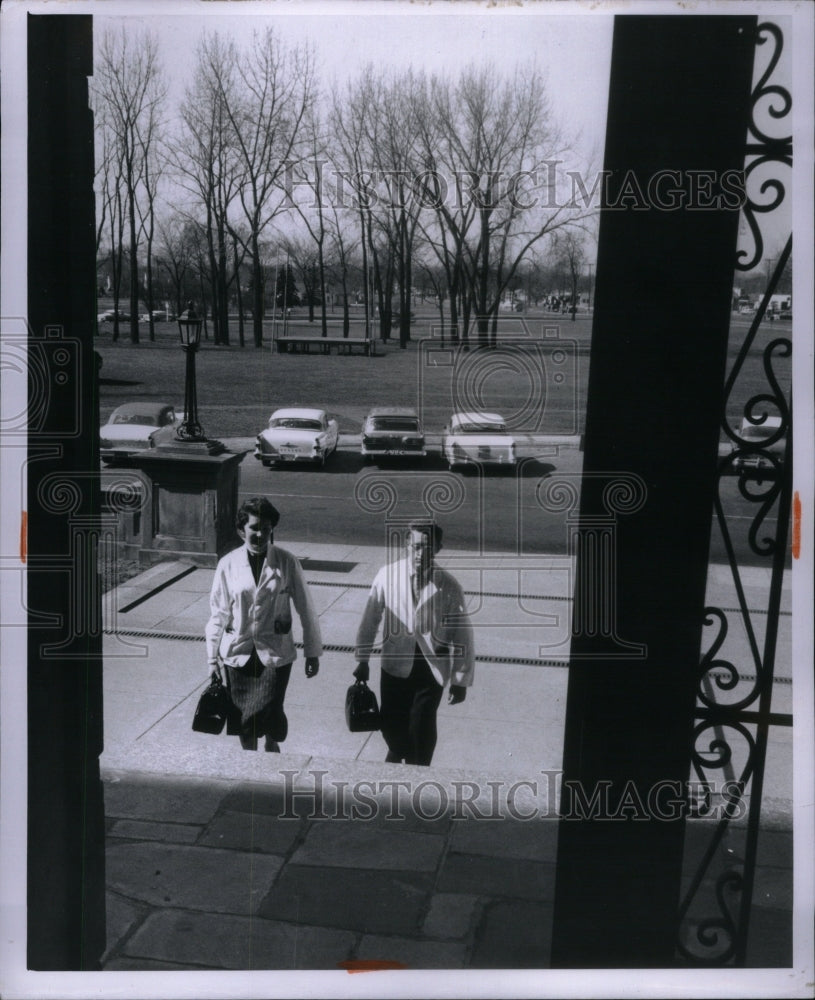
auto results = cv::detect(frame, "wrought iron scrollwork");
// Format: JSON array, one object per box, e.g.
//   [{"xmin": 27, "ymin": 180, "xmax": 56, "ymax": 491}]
[
  {"xmin": 737, "ymin": 23, "xmax": 792, "ymax": 273},
  {"xmin": 678, "ymin": 20, "xmax": 793, "ymax": 967}
]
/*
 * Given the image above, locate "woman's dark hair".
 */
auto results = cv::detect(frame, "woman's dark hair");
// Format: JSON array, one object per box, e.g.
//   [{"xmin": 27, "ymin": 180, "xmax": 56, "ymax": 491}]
[{"xmin": 236, "ymin": 496, "xmax": 280, "ymax": 531}]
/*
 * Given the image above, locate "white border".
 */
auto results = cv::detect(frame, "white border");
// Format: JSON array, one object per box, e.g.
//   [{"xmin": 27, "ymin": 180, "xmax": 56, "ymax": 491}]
[{"xmin": 1, "ymin": 1, "xmax": 813, "ymax": 998}]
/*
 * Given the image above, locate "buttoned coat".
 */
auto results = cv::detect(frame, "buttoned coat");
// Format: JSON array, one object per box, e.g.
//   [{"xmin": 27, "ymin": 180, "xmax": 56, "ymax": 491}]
[
  {"xmin": 355, "ymin": 556, "xmax": 475, "ymax": 688},
  {"xmin": 205, "ymin": 544, "xmax": 323, "ymax": 669}
]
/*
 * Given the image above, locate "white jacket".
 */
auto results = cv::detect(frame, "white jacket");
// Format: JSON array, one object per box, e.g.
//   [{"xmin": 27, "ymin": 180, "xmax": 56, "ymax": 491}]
[
  {"xmin": 355, "ymin": 557, "xmax": 475, "ymax": 688},
  {"xmin": 205, "ymin": 544, "xmax": 323, "ymax": 668}
]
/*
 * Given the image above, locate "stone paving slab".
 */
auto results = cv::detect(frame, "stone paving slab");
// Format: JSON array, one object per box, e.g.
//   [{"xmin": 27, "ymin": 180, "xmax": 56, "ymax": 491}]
[
  {"xmin": 449, "ymin": 817, "xmax": 560, "ymax": 861},
  {"xmin": 258, "ymin": 865, "xmax": 433, "ymax": 934},
  {"xmin": 103, "ymin": 893, "xmax": 146, "ymax": 964},
  {"xmin": 150, "ymin": 594, "xmax": 213, "ymax": 632},
  {"xmin": 438, "ymin": 854, "xmax": 557, "ymax": 903},
  {"xmin": 355, "ymin": 934, "xmax": 469, "ymax": 969},
  {"xmin": 112, "ymin": 588, "xmax": 207, "ymax": 628},
  {"xmin": 108, "ymin": 818, "xmax": 202, "ymax": 845},
  {"xmin": 470, "ymin": 899, "xmax": 553, "ymax": 968},
  {"xmin": 290, "ymin": 821, "xmax": 446, "ymax": 871},
  {"xmin": 103, "ymin": 771, "xmax": 232, "ymax": 825},
  {"xmin": 107, "ymin": 842, "xmax": 283, "ymax": 914},
  {"xmin": 421, "ymin": 893, "xmax": 480, "ymax": 939},
  {"xmin": 198, "ymin": 809, "xmax": 303, "ymax": 855},
  {"xmin": 118, "ymin": 909, "xmax": 356, "ymax": 969}
]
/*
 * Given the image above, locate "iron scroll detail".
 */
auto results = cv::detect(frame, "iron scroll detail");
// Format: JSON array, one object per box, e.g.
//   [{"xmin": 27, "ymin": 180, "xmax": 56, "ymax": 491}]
[{"xmin": 677, "ymin": 20, "xmax": 793, "ymax": 967}]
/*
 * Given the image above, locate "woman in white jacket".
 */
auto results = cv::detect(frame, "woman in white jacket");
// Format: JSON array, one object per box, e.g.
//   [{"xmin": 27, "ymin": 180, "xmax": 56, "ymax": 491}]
[{"xmin": 205, "ymin": 497, "xmax": 322, "ymax": 751}]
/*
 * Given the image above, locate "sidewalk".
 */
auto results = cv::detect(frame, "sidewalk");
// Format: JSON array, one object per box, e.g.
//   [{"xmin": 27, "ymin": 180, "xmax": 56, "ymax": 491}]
[{"xmin": 99, "ymin": 542, "xmax": 793, "ymax": 970}]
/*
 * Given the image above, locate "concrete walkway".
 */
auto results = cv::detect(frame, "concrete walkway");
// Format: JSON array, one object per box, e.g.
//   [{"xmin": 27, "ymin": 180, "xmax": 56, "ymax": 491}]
[{"xmin": 99, "ymin": 542, "xmax": 793, "ymax": 970}]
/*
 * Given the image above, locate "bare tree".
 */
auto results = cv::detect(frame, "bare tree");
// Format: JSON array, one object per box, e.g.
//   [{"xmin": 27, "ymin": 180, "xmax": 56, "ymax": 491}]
[
  {"xmin": 94, "ymin": 28, "xmax": 166, "ymax": 344},
  {"xmin": 174, "ymin": 32, "xmax": 244, "ymax": 345},
  {"xmin": 365, "ymin": 70, "xmax": 427, "ymax": 349},
  {"xmin": 220, "ymin": 28, "xmax": 316, "ymax": 347},
  {"xmin": 551, "ymin": 229, "xmax": 588, "ymax": 320},
  {"xmin": 332, "ymin": 68, "xmax": 389, "ymax": 343},
  {"xmin": 135, "ymin": 88, "xmax": 167, "ymax": 341},
  {"xmin": 156, "ymin": 214, "xmax": 195, "ymax": 316},
  {"xmin": 289, "ymin": 107, "xmax": 332, "ymax": 337},
  {"xmin": 418, "ymin": 62, "xmax": 586, "ymax": 347},
  {"xmin": 92, "ymin": 107, "xmax": 127, "ymax": 341}
]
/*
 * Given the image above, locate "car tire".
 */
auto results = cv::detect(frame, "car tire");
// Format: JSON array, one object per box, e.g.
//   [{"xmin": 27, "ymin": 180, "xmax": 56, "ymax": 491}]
[{"xmin": 261, "ymin": 459, "xmax": 273, "ymax": 468}]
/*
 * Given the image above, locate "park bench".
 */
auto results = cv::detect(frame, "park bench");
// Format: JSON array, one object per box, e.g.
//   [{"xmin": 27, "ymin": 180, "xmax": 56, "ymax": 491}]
[{"xmin": 274, "ymin": 335, "xmax": 376, "ymax": 356}]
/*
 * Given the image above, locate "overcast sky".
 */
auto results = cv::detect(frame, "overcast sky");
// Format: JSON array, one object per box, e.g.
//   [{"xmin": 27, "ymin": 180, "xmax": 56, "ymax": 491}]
[
  {"xmin": 93, "ymin": 2, "xmax": 795, "ymax": 271},
  {"xmin": 98, "ymin": 4, "xmax": 614, "ymax": 169}
]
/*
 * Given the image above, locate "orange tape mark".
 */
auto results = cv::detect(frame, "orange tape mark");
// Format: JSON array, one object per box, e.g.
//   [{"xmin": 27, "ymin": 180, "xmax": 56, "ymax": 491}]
[
  {"xmin": 339, "ymin": 960, "xmax": 408, "ymax": 974},
  {"xmin": 20, "ymin": 511, "xmax": 27, "ymax": 563},
  {"xmin": 792, "ymin": 492, "xmax": 801, "ymax": 559}
]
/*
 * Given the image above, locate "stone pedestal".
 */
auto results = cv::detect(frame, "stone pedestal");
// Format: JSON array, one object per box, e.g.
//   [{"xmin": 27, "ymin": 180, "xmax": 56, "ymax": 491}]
[{"xmin": 129, "ymin": 442, "xmax": 247, "ymax": 567}]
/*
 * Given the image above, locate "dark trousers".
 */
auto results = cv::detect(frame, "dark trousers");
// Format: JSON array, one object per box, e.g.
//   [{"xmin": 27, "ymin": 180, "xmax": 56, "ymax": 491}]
[{"xmin": 380, "ymin": 647, "xmax": 444, "ymax": 766}]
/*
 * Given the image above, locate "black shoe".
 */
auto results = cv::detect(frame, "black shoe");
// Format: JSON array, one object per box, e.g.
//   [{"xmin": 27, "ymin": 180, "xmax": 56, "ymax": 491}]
[{"xmin": 264, "ymin": 739, "xmax": 280, "ymax": 753}]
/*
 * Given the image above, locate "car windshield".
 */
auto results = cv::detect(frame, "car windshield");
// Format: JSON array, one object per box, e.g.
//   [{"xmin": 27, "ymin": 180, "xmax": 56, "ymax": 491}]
[
  {"xmin": 111, "ymin": 412, "xmax": 160, "ymax": 426},
  {"xmin": 371, "ymin": 418, "xmax": 419, "ymax": 432},
  {"xmin": 271, "ymin": 418, "xmax": 323, "ymax": 430},
  {"xmin": 457, "ymin": 421, "xmax": 506, "ymax": 433}
]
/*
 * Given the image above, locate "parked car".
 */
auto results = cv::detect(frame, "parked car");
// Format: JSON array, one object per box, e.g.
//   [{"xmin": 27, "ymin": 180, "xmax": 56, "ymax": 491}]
[
  {"xmin": 100, "ymin": 402, "xmax": 181, "ymax": 464},
  {"xmin": 98, "ymin": 309, "xmax": 130, "ymax": 324},
  {"xmin": 361, "ymin": 407, "xmax": 425, "ymax": 463},
  {"xmin": 139, "ymin": 310, "xmax": 170, "ymax": 323},
  {"xmin": 730, "ymin": 415, "xmax": 786, "ymax": 475},
  {"xmin": 254, "ymin": 407, "xmax": 339, "ymax": 468},
  {"xmin": 441, "ymin": 411, "xmax": 517, "ymax": 471}
]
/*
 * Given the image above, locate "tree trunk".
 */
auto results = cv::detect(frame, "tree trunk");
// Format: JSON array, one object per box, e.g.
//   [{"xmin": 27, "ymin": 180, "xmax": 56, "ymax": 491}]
[
  {"xmin": 251, "ymin": 233, "xmax": 264, "ymax": 348},
  {"xmin": 128, "ymin": 187, "xmax": 139, "ymax": 344},
  {"xmin": 217, "ymin": 218, "xmax": 230, "ymax": 345},
  {"xmin": 318, "ymin": 242, "xmax": 328, "ymax": 337},
  {"xmin": 146, "ymin": 240, "xmax": 155, "ymax": 342},
  {"xmin": 234, "ymin": 234, "xmax": 245, "ymax": 348}
]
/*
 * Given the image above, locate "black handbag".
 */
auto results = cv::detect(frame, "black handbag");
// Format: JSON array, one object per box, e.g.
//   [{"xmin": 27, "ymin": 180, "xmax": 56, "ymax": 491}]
[
  {"xmin": 192, "ymin": 675, "xmax": 231, "ymax": 735},
  {"xmin": 345, "ymin": 679, "xmax": 381, "ymax": 732}
]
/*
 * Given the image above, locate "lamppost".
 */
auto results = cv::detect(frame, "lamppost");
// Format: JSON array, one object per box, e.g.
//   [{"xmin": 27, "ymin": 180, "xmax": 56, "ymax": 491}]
[{"xmin": 176, "ymin": 302, "xmax": 206, "ymax": 442}]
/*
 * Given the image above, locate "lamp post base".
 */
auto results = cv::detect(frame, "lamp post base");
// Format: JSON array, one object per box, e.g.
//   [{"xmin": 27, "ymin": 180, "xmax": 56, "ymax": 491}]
[{"xmin": 128, "ymin": 442, "xmax": 246, "ymax": 566}]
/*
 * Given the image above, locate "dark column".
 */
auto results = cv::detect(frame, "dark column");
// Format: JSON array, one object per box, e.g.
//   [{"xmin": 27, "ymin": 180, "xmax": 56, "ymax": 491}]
[
  {"xmin": 27, "ymin": 15, "xmax": 106, "ymax": 969},
  {"xmin": 551, "ymin": 16, "xmax": 756, "ymax": 966}
]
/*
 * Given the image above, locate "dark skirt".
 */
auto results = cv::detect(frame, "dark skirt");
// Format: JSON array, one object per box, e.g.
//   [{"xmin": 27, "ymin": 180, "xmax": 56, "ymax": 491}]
[{"xmin": 224, "ymin": 650, "xmax": 292, "ymax": 741}]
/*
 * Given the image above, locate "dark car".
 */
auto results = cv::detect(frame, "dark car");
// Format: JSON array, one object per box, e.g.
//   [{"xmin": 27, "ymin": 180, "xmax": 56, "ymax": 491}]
[{"xmin": 361, "ymin": 407, "xmax": 425, "ymax": 463}]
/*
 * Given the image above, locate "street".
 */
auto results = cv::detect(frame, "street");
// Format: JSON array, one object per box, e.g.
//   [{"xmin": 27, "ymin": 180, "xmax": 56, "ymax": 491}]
[{"xmin": 235, "ymin": 442, "xmax": 786, "ymax": 568}]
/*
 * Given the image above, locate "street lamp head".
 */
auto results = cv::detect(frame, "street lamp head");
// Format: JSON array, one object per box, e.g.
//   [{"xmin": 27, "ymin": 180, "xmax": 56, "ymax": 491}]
[{"xmin": 177, "ymin": 302, "xmax": 203, "ymax": 348}]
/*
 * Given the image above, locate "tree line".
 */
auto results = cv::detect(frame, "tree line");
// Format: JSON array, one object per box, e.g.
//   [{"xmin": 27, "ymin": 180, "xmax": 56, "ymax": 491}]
[{"xmin": 92, "ymin": 26, "xmax": 595, "ymax": 347}]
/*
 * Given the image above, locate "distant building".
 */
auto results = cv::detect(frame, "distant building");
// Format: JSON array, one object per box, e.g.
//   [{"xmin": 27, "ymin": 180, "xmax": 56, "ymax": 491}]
[{"xmin": 768, "ymin": 294, "xmax": 791, "ymax": 313}]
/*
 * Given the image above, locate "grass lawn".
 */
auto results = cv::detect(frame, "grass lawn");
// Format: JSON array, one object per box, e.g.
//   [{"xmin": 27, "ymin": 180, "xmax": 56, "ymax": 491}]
[
  {"xmin": 96, "ymin": 308, "xmax": 594, "ymax": 439},
  {"xmin": 95, "ymin": 305, "xmax": 790, "ymax": 441}
]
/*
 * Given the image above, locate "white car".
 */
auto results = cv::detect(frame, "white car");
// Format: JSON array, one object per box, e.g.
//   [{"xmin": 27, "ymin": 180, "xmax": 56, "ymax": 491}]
[
  {"xmin": 100, "ymin": 402, "xmax": 181, "ymax": 464},
  {"xmin": 730, "ymin": 415, "xmax": 786, "ymax": 475},
  {"xmin": 441, "ymin": 411, "xmax": 517, "ymax": 471},
  {"xmin": 361, "ymin": 407, "xmax": 425, "ymax": 462},
  {"xmin": 254, "ymin": 407, "xmax": 339, "ymax": 468}
]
